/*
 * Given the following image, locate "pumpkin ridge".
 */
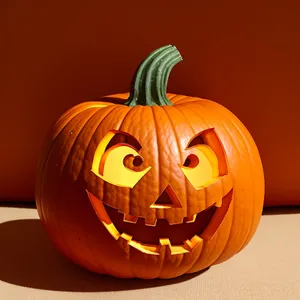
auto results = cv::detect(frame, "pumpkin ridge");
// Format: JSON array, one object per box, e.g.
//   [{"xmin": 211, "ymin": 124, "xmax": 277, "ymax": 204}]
[
  {"xmin": 179, "ymin": 103, "xmax": 211, "ymax": 213},
  {"xmin": 225, "ymin": 109, "xmax": 265, "ymax": 246},
  {"xmin": 161, "ymin": 106, "xmax": 188, "ymax": 218},
  {"xmin": 211, "ymin": 120, "xmax": 255, "ymax": 264},
  {"xmin": 100, "ymin": 106, "xmax": 133, "ymax": 210},
  {"xmin": 173, "ymin": 96, "xmax": 202, "ymax": 105},
  {"xmin": 127, "ymin": 106, "xmax": 157, "ymax": 221},
  {"xmin": 171, "ymin": 95, "xmax": 190, "ymax": 104},
  {"xmin": 43, "ymin": 110, "xmax": 101, "ymax": 268},
  {"xmin": 36, "ymin": 104, "xmax": 103, "ymax": 221},
  {"xmin": 66, "ymin": 108, "xmax": 106, "ymax": 180},
  {"xmin": 150, "ymin": 106, "xmax": 165, "ymax": 220},
  {"xmin": 171, "ymin": 104, "xmax": 206, "ymax": 217},
  {"xmin": 61, "ymin": 105, "xmax": 116, "ymax": 176},
  {"xmin": 116, "ymin": 106, "xmax": 138, "ymax": 224},
  {"xmin": 166, "ymin": 93, "xmax": 178, "ymax": 102},
  {"xmin": 84, "ymin": 105, "xmax": 122, "ymax": 187},
  {"xmin": 67, "ymin": 106, "xmax": 114, "ymax": 181},
  {"xmin": 180, "ymin": 103, "xmax": 232, "ymax": 272},
  {"xmin": 220, "ymin": 115, "xmax": 263, "ymax": 255},
  {"xmin": 82, "ymin": 105, "xmax": 123, "ymax": 216},
  {"xmin": 182, "ymin": 241, "xmax": 204, "ymax": 274},
  {"xmin": 190, "ymin": 102, "xmax": 242, "ymax": 266},
  {"xmin": 53, "ymin": 102, "xmax": 109, "ymax": 140},
  {"xmin": 59, "ymin": 107, "xmax": 108, "ymax": 172},
  {"xmin": 224, "ymin": 120, "xmax": 256, "ymax": 255}
]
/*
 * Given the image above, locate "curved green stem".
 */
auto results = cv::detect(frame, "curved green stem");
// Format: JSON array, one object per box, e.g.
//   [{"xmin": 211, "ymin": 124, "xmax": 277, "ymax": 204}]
[{"xmin": 124, "ymin": 45, "xmax": 183, "ymax": 107}]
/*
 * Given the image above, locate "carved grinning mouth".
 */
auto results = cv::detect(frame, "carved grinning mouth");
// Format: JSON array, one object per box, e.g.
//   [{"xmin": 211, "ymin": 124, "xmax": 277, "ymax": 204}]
[
  {"xmin": 103, "ymin": 202, "xmax": 216, "ymax": 243},
  {"xmin": 87, "ymin": 187, "xmax": 233, "ymax": 256}
]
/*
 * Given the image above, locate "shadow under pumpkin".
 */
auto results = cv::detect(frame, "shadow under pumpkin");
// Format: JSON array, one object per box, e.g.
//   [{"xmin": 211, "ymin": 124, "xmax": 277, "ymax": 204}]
[{"xmin": 0, "ymin": 219, "xmax": 207, "ymax": 291}]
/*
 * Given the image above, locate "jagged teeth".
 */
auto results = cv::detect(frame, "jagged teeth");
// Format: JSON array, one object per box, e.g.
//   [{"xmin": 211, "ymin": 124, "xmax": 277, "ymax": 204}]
[
  {"xmin": 144, "ymin": 218, "xmax": 157, "ymax": 226},
  {"xmin": 185, "ymin": 214, "xmax": 197, "ymax": 223},
  {"xmin": 117, "ymin": 233, "xmax": 132, "ymax": 255},
  {"xmin": 123, "ymin": 214, "xmax": 138, "ymax": 223},
  {"xmin": 167, "ymin": 217, "xmax": 184, "ymax": 225},
  {"xmin": 120, "ymin": 205, "xmax": 221, "ymax": 225},
  {"xmin": 159, "ymin": 238, "xmax": 172, "ymax": 246},
  {"xmin": 215, "ymin": 197, "xmax": 223, "ymax": 208},
  {"xmin": 128, "ymin": 240, "xmax": 160, "ymax": 255},
  {"xmin": 117, "ymin": 235, "xmax": 203, "ymax": 256},
  {"xmin": 120, "ymin": 233, "xmax": 132, "ymax": 241},
  {"xmin": 183, "ymin": 235, "xmax": 203, "ymax": 252},
  {"xmin": 159, "ymin": 238, "xmax": 172, "ymax": 254},
  {"xmin": 159, "ymin": 238, "xmax": 191, "ymax": 255}
]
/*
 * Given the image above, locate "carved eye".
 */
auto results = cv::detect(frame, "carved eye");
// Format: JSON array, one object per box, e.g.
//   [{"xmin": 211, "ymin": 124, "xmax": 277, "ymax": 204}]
[
  {"xmin": 180, "ymin": 145, "xmax": 219, "ymax": 189},
  {"xmin": 183, "ymin": 154, "xmax": 199, "ymax": 168},
  {"xmin": 91, "ymin": 131, "xmax": 151, "ymax": 188},
  {"xmin": 179, "ymin": 129, "xmax": 227, "ymax": 189}
]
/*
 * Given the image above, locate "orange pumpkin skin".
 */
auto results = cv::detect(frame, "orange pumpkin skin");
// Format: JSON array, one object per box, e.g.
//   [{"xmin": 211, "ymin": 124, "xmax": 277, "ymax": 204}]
[{"xmin": 35, "ymin": 46, "xmax": 264, "ymax": 279}]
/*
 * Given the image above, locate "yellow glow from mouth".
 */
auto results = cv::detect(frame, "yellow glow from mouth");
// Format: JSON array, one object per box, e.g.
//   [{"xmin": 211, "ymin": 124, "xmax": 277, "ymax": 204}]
[
  {"xmin": 86, "ymin": 174, "xmax": 233, "ymax": 256},
  {"xmin": 87, "ymin": 190, "xmax": 203, "ymax": 255}
]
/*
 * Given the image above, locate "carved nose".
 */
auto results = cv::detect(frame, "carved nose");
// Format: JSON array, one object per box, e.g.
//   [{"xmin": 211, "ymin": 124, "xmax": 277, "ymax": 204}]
[{"xmin": 150, "ymin": 185, "xmax": 182, "ymax": 209}]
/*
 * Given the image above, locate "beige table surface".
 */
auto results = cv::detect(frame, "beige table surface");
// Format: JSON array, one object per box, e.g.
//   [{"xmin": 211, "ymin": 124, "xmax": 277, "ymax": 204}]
[{"xmin": 0, "ymin": 205, "xmax": 299, "ymax": 300}]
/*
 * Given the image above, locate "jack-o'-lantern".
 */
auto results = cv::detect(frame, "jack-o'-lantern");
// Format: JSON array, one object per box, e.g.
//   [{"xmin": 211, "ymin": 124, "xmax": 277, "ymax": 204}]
[{"xmin": 35, "ymin": 45, "xmax": 264, "ymax": 279}]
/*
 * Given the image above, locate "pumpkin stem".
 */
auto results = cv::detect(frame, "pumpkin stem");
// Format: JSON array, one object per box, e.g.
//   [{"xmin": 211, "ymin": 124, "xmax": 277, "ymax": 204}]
[{"xmin": 124, "ymin": 45, "xmax": 183, "ymax": 106}]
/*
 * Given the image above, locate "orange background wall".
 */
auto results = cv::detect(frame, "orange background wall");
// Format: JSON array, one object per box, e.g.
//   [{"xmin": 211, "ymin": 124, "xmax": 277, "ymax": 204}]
[{"xmin": 1, "ymin": 1, "xmax": 300, "ymax": 206}]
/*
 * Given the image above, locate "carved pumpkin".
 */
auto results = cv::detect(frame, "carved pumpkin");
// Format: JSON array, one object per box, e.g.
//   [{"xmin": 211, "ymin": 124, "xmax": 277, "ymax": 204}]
[{"xmin": 36, "ymin": 45, "xmax": 264, "ymax": 279}]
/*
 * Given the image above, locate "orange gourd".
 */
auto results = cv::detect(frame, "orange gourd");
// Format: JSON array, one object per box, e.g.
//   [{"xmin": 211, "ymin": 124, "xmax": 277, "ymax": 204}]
[{"xmin": 35, "ymin": 45, "xmax": 264, "ymax": 279}]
